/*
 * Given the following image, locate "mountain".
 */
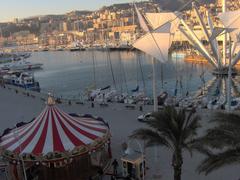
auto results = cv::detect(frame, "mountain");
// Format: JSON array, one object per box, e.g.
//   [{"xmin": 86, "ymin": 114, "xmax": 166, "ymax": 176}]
[{"xmin": 151, "ymin": 0, "xmax": 216, "ymax": 11}]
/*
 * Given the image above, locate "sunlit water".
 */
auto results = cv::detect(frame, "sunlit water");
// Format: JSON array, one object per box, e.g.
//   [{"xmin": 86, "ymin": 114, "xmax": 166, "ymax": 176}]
[{"xmin": 28, "ymin": 50, "xmax": 217, "ymax": 99}]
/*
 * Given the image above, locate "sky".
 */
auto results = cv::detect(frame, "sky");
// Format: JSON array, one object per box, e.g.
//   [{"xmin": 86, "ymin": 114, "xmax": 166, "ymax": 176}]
[{"xmin": 0, "ymin": 0, "xmax": 138, "ymax": 22}]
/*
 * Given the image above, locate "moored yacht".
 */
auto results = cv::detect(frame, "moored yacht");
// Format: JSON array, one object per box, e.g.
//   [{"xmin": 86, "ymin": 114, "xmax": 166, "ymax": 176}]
[
  {"xmin": 0, "ymin": 60, "xmax": 43, "ymax": 71},
  {"xmin": 3, "ymin": 71, "xmax": 40, "ymax": 91}
]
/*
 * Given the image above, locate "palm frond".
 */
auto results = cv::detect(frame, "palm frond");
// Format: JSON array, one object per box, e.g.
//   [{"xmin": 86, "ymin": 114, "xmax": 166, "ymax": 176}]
[
  {"xmin": 211, "ymin": 112, "xmax": 240, "ymax": 126},
  {"xmin": 130, "ymin": 128, "xmax": 172, "ymax": 148},
  {"xmin": 197, "ymin": 121, "xmax": 240, "ymax": 149},
  {"xmin": 198, "ymin": 148, "xmax": 240, "ymax": 175}
]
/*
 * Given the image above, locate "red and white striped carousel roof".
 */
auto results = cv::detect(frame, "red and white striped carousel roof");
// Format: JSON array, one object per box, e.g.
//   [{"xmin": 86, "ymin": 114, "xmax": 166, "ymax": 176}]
[{"xmin": 0, "ymin": 102, "xmax": 109, "ymax": 156}]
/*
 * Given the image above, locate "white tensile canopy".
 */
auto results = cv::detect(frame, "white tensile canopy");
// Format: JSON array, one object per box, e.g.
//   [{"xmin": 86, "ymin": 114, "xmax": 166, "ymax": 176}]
[
  {"xmin": 134, "ymin": 3, "xmax": 150, "ymax": 32},
  {"xmin": 133, "ymin": 12, "xmax": 180, "ymax": 62},
  {"xmin": 133, "ymin": 31, "xmax": 171, "ymax": 62},
  {"xmin": 145, "ymin": 12, "xmax": 180, "ymax": 32},
  {"xmin": 218, "ymin": 10, "xmax": 240, "ymax": 43}
]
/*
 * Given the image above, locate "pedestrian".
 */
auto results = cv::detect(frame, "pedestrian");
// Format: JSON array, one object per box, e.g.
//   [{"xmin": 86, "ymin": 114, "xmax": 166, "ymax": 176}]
[
  {"xmin": 91, "ymin": 102, "xmax": 94, "ymax": 108},
  {"xmin": 139, "ymin": 105, "xmax": 143, "ymax": 111},
  {"xmin": 112, "ymin": 159, "xmax": 119, "ymax": 175}
]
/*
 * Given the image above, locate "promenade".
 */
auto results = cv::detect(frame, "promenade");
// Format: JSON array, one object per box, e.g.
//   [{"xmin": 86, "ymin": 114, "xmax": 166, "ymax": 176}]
[{"xmin": 0, "ymin": 86, "xmax": 238, "ymax": 180}]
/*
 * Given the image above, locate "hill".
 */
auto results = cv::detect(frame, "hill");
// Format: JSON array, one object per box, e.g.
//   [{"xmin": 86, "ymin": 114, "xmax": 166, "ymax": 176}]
[{"xmin": 151, "ymin": 0, "xmax": 216, "ymax": 11}]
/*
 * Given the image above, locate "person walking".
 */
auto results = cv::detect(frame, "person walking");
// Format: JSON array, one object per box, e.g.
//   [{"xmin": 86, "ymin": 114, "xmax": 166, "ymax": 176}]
[{"xmin": 112, "ymin": 159, "xmax": 119, "ymax": 175}]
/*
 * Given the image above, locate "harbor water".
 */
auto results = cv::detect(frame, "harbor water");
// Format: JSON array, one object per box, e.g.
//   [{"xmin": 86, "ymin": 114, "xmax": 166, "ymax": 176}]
[{"xmin": 28, "ymin": 50, "xmax": 216, "ymax": 99}]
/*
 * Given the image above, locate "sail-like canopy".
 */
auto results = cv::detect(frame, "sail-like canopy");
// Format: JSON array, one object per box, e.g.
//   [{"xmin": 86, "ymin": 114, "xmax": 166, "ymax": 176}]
[
  {"xmin": 0, "ymin": 97, "xmax": 110, "ymax": 162},
  {"xmin": 218, "ymin": 10, "xmax": 240, "ymax": 43},
  {"xmin": 133, "ymin": 12, "xmax": 180, "ymax": 62},
  {"xmin": 145, "ymin": 12, "xmax": 180, "ymax": 32},
  {"xmin": 133, "ymin": 31, "xmax": 171, "ymax": 62},
  {"xmin": 134, "ymin": 3, "xmax": 150, "ymax": 32}
]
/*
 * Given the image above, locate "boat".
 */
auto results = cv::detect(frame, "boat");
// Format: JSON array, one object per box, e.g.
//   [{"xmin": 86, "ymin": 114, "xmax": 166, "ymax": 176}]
[
  {"xmin": 15, "ymin": 52, "xmax": 31, "ymax": 59},
  {"xmin": 0, "ymin": 60, "xmax": 43, "ymax": 71},
  {"xmin": 0, "ymin": 53, "xmax": 25, "ymax": 64},
  {"xmin": 184, "ymin": 54, "xmax": 207, "ymax": 64},
  {"xmin": 3, "ymin": 71, "xmax": 40, "ymax": 91},
  {"xmin": 68, "ymin": 42, "xmax": 86, "ymax": 51},
  {"xmin": 69, "ymin": 46, "xmax": 86, "ymax": 51},
  {"xmin": 207, "ymin": 95, "xmax": 226, "ymax": 110},
  {"xmin": 158, "ymin": 92, "xmax": 168, "ymax": 105},
  {"xmin": 224, "ymin": 98, "xmax": 240, "ymax": 110},
  {"xmin": 56, "ymin": 46, "xmax": 65, "ymax": 51}
]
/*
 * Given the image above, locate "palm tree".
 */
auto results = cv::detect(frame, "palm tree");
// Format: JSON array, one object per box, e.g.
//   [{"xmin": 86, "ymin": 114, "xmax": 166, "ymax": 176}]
[
  {"xmin": 197, "ymin": 112, "xmax": 240, "ymax": 175},
  {"xmin": 131, "ymin": 106, "xmax": 201, "ymax": 180}
]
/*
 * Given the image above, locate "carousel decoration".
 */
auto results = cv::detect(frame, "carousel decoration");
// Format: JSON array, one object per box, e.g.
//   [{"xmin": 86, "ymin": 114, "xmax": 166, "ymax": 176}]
[{"xmin": 0, "ymin": 94, "xmax": 111, "ymax": 179}]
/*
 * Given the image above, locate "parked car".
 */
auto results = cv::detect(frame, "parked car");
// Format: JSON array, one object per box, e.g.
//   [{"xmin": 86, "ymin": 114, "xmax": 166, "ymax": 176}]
[{"xmin": 137, "ymin": 112, "xmax": 153, "ymax": 122}]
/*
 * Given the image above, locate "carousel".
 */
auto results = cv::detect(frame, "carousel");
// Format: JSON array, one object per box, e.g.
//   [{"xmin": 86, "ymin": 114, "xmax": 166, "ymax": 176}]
[{"xmin": 0, "ymin": 95, "xmax": 112, "ymax": 180}]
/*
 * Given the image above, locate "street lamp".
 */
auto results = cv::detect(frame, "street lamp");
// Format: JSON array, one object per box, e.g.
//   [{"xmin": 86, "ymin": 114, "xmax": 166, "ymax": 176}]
[{"xmin": 124, "ymin": 139, "xmax": 145, "ymax": 180}]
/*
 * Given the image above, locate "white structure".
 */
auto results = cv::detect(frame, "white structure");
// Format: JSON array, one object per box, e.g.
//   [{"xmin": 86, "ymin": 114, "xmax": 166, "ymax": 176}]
[
  {"xmin": 179, "ymin": 2, "xmax": 240, "ymax": 74},
  {"xmin": 133, "ymin": 1, "xmax": 240, "ymax": 111}
]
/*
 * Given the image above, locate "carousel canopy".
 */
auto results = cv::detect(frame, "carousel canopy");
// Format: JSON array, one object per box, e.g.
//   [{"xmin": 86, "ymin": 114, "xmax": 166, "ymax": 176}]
[{"xmin": 0, "ymin": 97, "xmax": 110, "ymax": 158}]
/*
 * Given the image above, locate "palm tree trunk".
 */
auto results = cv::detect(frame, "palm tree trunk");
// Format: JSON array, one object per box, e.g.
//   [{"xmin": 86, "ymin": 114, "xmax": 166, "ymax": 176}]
[
  {"xmin": 173, "ymin": 163, "xmax": 182, "ymax": 180},
  {"xmin": 172, "ymin": 151, "xmax": 183, "ymax": 180}
]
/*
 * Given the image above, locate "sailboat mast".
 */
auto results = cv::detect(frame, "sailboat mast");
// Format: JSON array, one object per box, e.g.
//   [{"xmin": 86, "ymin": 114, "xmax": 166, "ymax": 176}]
[
  {"xmin": 92, "ymin": 50, "xmax": 96, "ymax": 88},
  {"xmin": 107, "ymin": 49, "xmax": 117, "ymax": 89},
  {"xmin": 138, "ymin": 53, "xmax": 146, "ymax": 94}
]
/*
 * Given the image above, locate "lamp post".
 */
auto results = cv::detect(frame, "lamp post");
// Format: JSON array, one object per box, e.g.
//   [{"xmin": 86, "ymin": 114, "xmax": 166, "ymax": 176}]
[{"xmin": 125, "ymin": 139, "xmax": 145, "ymax": 180}]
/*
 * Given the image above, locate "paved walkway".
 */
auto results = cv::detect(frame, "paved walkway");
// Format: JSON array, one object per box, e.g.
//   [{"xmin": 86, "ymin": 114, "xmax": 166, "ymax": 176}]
[{"xmin": 0, "ymin": 86, "xmax": 238, "ymax": 180}]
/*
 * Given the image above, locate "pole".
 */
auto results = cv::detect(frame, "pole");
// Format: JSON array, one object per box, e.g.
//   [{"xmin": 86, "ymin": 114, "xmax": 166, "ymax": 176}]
[
  {"xmin": 152, "ymin": 57, "xmax": 158, "ymax": 112},
  {"xmin": 227, "ymin": 36, "xmax": 232, "ymax": 112},
  {"xmin": 222, "ymin": 0, "xmax": 227, "ymax": 66},
  {"xmin": 92, "ymin": 50, "xmax": 96, "ymax": 88}
]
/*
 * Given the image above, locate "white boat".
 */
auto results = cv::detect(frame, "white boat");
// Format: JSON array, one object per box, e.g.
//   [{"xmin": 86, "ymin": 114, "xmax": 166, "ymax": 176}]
[
  {"xmin": 3, "ymin": 71, "xmax": 40, "ymax": 91},
  {"xmin": 93, "ymin": 89, "xmax": 117, "ymax": 103},
  {"xmin": 164, "ymin": 96, "xmax": 177, "ymax": 106},
  {"xmin": 68, "ymin": 42, "xmax": 86, "ymax": 51},
  {"xmin": 0, "ymin": 60, "xmax": 43, "ymax": 71},
  {"xmin": 207, "ymin": 95, "xmax": 226, "ymax": 110},
  {"xmin": 224, "ymin": 98, "xmax": 240, "ymax": 111},
  {"xmin": 178, "ymin": 97, "xmax": 194, "ymax": 108}
]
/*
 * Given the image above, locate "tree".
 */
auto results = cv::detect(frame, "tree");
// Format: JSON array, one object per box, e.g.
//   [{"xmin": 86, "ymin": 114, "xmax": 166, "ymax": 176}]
[
  {"xmin": 197, "ymin": 112, "xmax": 240, "ymax": 175},
  {"xmin": 131, "ymin": 106, "xmax": 201, "ymax": 180}
]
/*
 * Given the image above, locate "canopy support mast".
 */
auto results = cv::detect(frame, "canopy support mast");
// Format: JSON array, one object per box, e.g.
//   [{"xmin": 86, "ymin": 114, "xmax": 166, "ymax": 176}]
[
  {"xmin": 222, "ymin": 0, "xmax": 227, "ymax": 66},
  {"xmin": 152, "ymin": 57, "xmax": 158, "ymax": 112}
]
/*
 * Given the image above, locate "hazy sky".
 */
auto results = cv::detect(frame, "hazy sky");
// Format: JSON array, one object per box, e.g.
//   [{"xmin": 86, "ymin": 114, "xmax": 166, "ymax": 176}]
[{"xmin": 0, "ymin": 0, "xmax": 138, "ymax": 22}]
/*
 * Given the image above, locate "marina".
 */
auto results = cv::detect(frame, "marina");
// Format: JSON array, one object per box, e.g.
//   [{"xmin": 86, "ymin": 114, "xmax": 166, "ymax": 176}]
[{"xmin": 0, "ymin": 0, "xmax": 240, "ymax": 180}]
